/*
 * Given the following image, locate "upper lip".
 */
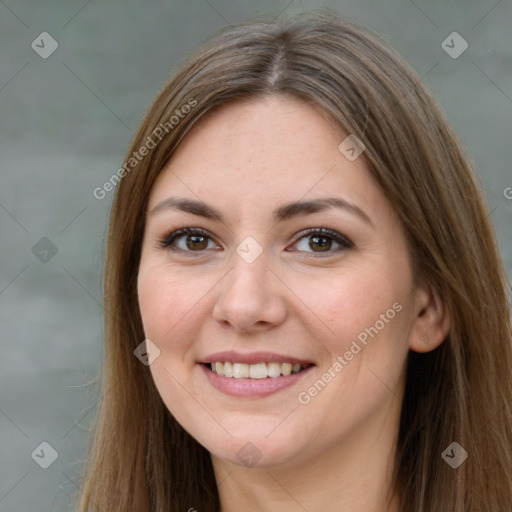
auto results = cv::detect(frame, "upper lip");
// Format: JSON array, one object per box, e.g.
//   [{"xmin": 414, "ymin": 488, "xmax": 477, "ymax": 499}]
[{"xmin": 200, "ymin": 351, "xmax": 315, "ymax": 366}]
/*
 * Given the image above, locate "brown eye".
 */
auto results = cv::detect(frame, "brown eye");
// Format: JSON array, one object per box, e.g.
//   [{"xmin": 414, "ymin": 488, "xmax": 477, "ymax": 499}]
[
  {"xmin": 186, "ymin": 234, "xmax": 208, "ymax": 250},
  {"xmin": 159, "ymin": 228, "xmax": 219, "ymax": 253},
  {"xmin": 289, "ymin": 227, "xmax": 353, "ymax": 255},
  {"xmin": 309, "ymin": 235, "xmax": 332, "ymax": 252}
]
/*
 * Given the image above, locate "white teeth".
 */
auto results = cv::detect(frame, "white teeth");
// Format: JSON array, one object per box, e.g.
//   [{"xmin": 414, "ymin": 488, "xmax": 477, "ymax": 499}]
[
  {"xmin": 267, "ymin": 362, "xmax": 281, "ymax": 378},
  {"xmin": 281, "ymin": 363, "xmax": 292, "ymax": 376},
  {"xmin": 233, "ymin": 363, "xmax": 250, "ymax": 378},
  {"xmin": 223, "ymin": 361, "xmax": 234, "ymax": 377},
  {"xmin": 249, "ymin": 363, "xmax": 268, "ymax": 379},
  {"xmin": 209, "ymin": 361, "xmax": 307, "ymax": 378}
]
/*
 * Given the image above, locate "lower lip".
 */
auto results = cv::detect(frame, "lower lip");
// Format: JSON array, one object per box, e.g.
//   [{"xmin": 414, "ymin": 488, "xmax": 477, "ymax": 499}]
[{"xmin": 200, "ymin": 364, "xmax": 314, "ymax": 398}]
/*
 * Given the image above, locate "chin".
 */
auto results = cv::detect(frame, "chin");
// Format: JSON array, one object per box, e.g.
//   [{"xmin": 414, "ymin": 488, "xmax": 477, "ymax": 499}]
[{"xmin": 195, "ymin": 417, "xmax": 314, "ymax": 469}]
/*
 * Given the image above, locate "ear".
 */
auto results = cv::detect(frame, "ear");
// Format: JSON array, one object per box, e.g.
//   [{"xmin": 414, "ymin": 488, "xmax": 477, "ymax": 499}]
[{"xmin": 409, "ymin": 281, "xmax": 451, "ymax": 353}]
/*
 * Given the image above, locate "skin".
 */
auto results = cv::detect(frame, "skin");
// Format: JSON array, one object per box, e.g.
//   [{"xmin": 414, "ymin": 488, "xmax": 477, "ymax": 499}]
[{"xmin": 137, "ymin": 95, "xmax": 450, "ymax": 512}]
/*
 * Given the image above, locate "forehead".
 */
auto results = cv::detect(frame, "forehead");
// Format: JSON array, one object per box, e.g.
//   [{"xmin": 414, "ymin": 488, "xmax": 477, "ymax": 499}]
[{"xmin": 147, "ymin": 96, "xmax": 387, "ymax": 220}]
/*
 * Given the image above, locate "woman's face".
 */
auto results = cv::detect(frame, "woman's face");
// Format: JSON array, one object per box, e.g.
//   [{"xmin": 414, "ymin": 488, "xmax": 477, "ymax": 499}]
[{"xmin": 138, "ymin": 95, "xmax": 421, "ymax": 470}]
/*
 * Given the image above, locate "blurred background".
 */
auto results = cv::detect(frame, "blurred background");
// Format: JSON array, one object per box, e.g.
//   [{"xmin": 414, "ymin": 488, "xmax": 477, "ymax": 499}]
[{"xmin": 0, "ymin": 0, "xmax": 510, "ymax": 510}]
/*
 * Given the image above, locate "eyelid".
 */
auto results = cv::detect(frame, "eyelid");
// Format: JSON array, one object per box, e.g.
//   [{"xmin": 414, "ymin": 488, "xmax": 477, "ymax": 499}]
[
  {"xmin": 291, "ymin": 227, "xmax": 351, "ymax": 243},
  {"xmin": 158, "ymin": 227, "xmax": 221, "ymax": 251},
  {"xmin": 287, "ymin": 227, "xmax": 353, "ymax": 253}
]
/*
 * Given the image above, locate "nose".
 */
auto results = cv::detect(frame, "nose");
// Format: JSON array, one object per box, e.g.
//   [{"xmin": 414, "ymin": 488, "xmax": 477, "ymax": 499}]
[{"xmin": 212, "ymin": 253, "xmax": 288, "ymax": 334}]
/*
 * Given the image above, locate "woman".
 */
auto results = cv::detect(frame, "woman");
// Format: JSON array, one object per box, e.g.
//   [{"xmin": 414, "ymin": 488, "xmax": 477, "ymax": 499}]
[{"xmin": 79, "ymin": 13, "xmax": 512, "ymax": 511}]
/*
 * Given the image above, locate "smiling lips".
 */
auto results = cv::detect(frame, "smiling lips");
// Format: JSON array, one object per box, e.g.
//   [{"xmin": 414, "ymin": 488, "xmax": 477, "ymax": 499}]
[
  {"xmin": 210, "ymin": 361, "xmax": 306, "ymax": 378},
  {"xmin": 201, "ymin": 351, "xmax": 315, "ymax": 397}
]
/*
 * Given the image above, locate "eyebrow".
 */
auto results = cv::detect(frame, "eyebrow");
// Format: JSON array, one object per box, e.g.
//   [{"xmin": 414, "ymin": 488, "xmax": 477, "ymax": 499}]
[{"xmin": 148, "ymin": 196, "xmax": 373, "ymax": 227}]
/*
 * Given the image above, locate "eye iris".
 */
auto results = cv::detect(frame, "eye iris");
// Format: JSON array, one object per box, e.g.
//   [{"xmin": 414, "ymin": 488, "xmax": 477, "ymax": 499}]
[
  {"xmin": 186, "ymin": 235, "xmax": 208, "ymax": 250},
  {"xmin": 310, "ymin": 235, "xmax": 332, "ymax": 252}
]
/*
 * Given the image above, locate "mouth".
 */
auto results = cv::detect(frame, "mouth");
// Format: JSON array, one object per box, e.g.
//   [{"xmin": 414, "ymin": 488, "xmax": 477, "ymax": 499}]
[
  {"xmin": 199, "ymin": 352, "xmax": 315, "ymax": 398},
  {"xmin": 206, "ymin": 361, "xmax": 312, "ymax": 378}
]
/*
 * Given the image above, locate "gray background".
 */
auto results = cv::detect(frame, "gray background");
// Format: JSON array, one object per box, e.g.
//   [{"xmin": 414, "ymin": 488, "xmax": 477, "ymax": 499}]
[{"xmin": 0, "ymin": 0, "xmax": 510, "ymax": 510}]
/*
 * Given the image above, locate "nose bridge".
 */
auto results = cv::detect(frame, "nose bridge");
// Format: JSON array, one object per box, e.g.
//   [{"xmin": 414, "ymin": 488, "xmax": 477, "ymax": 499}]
[
  {"xmin": 227, "ymin": 245, "xmax": 270, "ymax": 295},
  {"xmin": 212, "ymin": 243, "xmax": 287, "ymax": 331}
]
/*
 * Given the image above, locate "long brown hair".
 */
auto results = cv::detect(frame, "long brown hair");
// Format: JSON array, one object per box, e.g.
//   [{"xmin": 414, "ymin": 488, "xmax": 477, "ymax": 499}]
[{"xmin": 79, "ymin": 13, "xmax": 512, "ymax": 511}]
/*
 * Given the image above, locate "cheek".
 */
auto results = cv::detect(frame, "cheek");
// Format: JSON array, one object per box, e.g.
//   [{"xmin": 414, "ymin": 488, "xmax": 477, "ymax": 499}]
[
  {"xmin": 294, "ymin": 266, "xmax": 402, "ymax": 340},
  {"xmin": 138, "ymin": 264, "xmax": 207, "ymax": 421},
  {"xmin": 291, "ymin": 263, "xmax": 412, "ymax": 398},
  {"xmin": 137, "ymin": 262, "xmax": 200, "ymax": 351}
]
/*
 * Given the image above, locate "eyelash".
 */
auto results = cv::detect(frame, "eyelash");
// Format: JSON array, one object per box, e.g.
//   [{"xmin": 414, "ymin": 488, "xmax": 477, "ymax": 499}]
[{"xmin": 158, "ymin": 227, "xmax": 353, "ymax": 256}]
